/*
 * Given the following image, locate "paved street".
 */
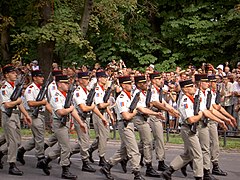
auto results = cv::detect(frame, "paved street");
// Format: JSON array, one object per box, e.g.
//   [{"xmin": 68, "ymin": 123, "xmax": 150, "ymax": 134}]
[{"xmin": 0, "ymin": 139, "xmax": 239, "ymax": 180}]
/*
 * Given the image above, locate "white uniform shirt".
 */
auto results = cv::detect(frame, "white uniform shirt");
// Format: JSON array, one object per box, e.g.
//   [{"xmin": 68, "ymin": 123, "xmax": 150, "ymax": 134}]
[
  {"xmin": 133, "ymin": 89, "xmax": 146, "ymax": 108},
  {"xmin": 0, "ymin": 81, "xmax": 14, "ymax": 112},
  {"xmin": 73, "ymin": 85, "xmax": 88, "ymax": 114},
  {"xmin": 50, "ymin": 89, "xmax": 66, "ymax": 119},
  {"xmin": 48, "ymin": 80, "xmax": 58, "ymax": 101},
  {"xmin": 151, "ymin": 85, "xmax": 167, "ymax": 104},
  {"xmin": 179, "ymin": 94, "xmax": 194, "ymax": 124},
  {"xmin": 195, "ymin": 89, "xmax": 207, "ymax": 112},
  {"xmin": 94, "ymin": 83, "xmax": 105, "ymax": 105},
  {"xmin": 116, "ymin": 91, "xmax": 132, "ymax": 120},
  {"xmin": 24, "ymin": 82, "xmax": 46, "ymax": 111}
]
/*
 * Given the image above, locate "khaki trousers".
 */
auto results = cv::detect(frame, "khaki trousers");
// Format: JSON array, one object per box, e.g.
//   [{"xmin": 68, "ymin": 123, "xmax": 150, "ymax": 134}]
[
  {"xmin": 109, "ymin": 121, "xmax": 141, "ymax": 172},
  {"xmin": 170, "ymin": 125, "xmax": 203, "ymax": 177},
  {"xmin": 1, "ymin": 112, "xmax": 21, "ymax": 163}
]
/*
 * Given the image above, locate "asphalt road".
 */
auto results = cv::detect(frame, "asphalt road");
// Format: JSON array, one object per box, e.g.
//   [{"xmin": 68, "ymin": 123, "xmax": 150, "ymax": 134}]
[{"xmin": 0, "ymin": 140, "xmax": 239, "ymax": 180}]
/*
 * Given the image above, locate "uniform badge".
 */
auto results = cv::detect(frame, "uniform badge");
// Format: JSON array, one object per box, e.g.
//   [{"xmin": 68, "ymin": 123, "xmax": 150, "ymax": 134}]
[
  {"xmin": 183, "ymin": 98, "xmax": 187, "ymax": 102},
  {"xmin": 96, "ymin": 87, "xmax": 99, "ymax": 90},
  {"xmin": 120, "ymin": 102, "xmax": 124, "ymax": 107},
  {"xmin": 55, "ymin": 97, "xmax": 58, "ymax": 102},
  {"xmin": 184, "ymin": 103, "xmax": 188, "ymax": 109},
  {"xmin": 76, "ymin": 93, "xmax": 79, "ymax": 97},
  {"xmin": 96, "ymin": 93, "xmax": 99, "ymax": 97},
  {"xmin": 2, "ymin": 90, "xmax": 6, "ymax": 95},
  {"xmin": 52, "ymin": 86, "xmax": 56, "ymax": 90},
  {"xmin": 28, "ymin": 89, "xmax": 31, "ymax": 94}
]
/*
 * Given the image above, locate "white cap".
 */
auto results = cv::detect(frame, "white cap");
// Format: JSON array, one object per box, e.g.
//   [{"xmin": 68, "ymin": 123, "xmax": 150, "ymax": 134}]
[
  {"xmin": 149, "ymin": 64, "xmax": 154, "ymax": 69},
  {"xmin": 32, "ymin": 60, "xmax": 38, "ymax": 64},
  {"xmin": 216, "ymin": 64, "xmax": 223, "ymax": 71}
]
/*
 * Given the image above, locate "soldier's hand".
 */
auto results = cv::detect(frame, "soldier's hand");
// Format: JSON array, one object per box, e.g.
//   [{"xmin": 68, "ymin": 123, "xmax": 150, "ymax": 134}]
[
  {"xmin": 169, "ymin": 109, "xmax": 180, "ymax": 118},
  {"xmin": 80, "ymin": 122, "xmax": 87, "ymax": 133},
  {"xmin": 132, "ymin": 109, "xmax": 138, "ymax": 116},
  {"xmin": 156, "ymin": 112, "xmax": 166, "ymax": 120},
  {"xmin": 198, "ymin": 111, "xmax": 203, "ymax": 117},
  {"xmin": 102, "ymin": 118, "xmax": 108, "ymax": 127},
  {"xmin": 69, "ymin": 105, "xmax": 74, "ymax": 113},
  {"xmin": 225, "ymin": 118, "xmax": 234, "ymax": 128},
  {"xmin": 41, "ymin": 99, "xmax": 47, "ymax": 105},
  {"xmin": 219, "ymin": 120, "xmax": 228, "ymax": 131},
  {"xmin": 230, "ymin": 117, "xmax": 237, "ymax": 127},
  {"xmin": 24, "ymin": 115, "xmax": 32, "ymax": 126}
]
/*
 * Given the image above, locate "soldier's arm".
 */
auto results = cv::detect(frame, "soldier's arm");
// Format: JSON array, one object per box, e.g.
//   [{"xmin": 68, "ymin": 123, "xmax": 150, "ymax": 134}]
[
  {"xmin": 121, "ymin": 109, "xmax": 137, "ymax": 121},
  {"xmin": 56, "ymin": 105, "xmax": 74, "ymax": 116},
  {"xmin": 4, "ymin": 97, "xmax": 22, "ymax": 108},
  {"xmin": 187, "ymin": 111, "xmax": 203, "ymax": 124},
  {"xmin": 27, "ymin": 99, "xmax": 47, "ymax": 107}
]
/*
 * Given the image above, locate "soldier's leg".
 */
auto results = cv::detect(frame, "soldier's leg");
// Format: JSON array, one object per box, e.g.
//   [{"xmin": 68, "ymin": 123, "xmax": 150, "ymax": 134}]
[
  {"xmin": 209, "ymin": 121, "xmax": 227, "ymax": 176},
  {"xmin": 97, "ymin": 112, "xmax": 110, "ymax": 166},
  {"xmin": 148, "ymin": 116, "xmax": 168, "ymax": 171}
]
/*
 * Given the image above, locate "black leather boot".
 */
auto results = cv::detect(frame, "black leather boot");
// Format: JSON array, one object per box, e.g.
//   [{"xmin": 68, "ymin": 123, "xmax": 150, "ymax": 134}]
[
  {"xmin": 37, "ymin": 156, "xmax": 52, "ymax": 175},
  {"xmin": 133, "ymin": 171, "xmax": 145, "ymax": 180},
  {"xmin": 88, "ymin": 147, "xmax": 95, "ymax": 163},
  {"xmin": 195, "ymin": 177, "xmax": 203, "ymax": 180},
  {"xmin": 162, "ymin": 166, "xmax": 175, "ymax": 180},
  {"xmin": 99, "ymin": 156, "xmax": 108, "ymax": 166},
  {"xmin": 17, "ymin": 147, "xmax": 26, "ymax": 165},
  {"xmin": 44, "ymin": 143, "xmax": 49, "ymax": 150},
  {"xmin": 203, "ymin": 169, "xmax": 218, "ymax": 180},
  {"xmin": 61, "ymin": 166, "xmax": 77, "ymax": 179},
  {"xmin": 36, "ymin": 157, "xmax": 52, "ymax": 170},
  {"xmin": 82, "ymin": 159, "xmax": 96, "ymax": 172},
  {"xmin": 145, "ymin": 162, "xmax": 161, "ymax": 177},
  {"xmin": 180, "ymin": 163, "xmax": 188, "ymax": 177},
  {"xmin": 100, "ymin": 163, "xmax": 114, "ymax": 180},
  {"xmin": 0, "ymin": 151, "xmax": 4, "ymax": 169},
  {"xmin": 120, "ymin": 157, "xmax": 129, "ymax": 173},
  {"xmin": 140, "ymin": 154, "xmax": 144, "ymax": 167},
  {"xmin": 158, "ymin": 160, "xmax": 169, "ymax": 171},
  {"xmin": 9, "ymin": 162, "xmax": 23, "ymax": 176},
  {"xmin": 212, "ymin": 162, "xmax": 227, "ymax": 176}
]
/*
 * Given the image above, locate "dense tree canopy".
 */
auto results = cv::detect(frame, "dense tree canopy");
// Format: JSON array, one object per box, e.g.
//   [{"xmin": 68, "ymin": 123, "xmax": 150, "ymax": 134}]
[{"xmin": 0, "ymin": 0, "xmax": 240, "ymax": 72}]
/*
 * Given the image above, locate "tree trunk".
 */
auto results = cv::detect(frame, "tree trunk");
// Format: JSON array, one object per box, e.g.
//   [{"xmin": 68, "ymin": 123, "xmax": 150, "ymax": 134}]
[
  {"xmin": 1, "ymin": 27, "xmax": 11, "ymax": 65},
  {"xmin": 38, "ymin": 0, "xmax": 54, "ymax": 79},
  {"xmin": 80, "ymin": 0, "xmax": 94, "ymax": 37}
]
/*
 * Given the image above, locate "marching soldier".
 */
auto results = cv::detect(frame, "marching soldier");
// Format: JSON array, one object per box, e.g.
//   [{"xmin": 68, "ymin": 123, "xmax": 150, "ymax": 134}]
[
  {"xmin": 88, "ymin": 71, "xmax": 114, "ymax": 166},
  {"xmin": 148, "ymin": 72, "xmax": 180, "ymax": 171},
  {"xmin": 100, "ymin": 75, "xmax": 145, "ymax": 180},
  {"xmin": 162, "ymin": 79, "xmax": 204, "ymax": 180},
  {"xmin": 208, "ymin": 75, "xmax": 237, "ymax": 176},
  {"xmin": 194, "ymin": 74, "xmax": 229, "ymax": 180},
  {"xmin": 132, "ymin": 75, "xmax": 164, "ymax": 178},
  {"xmin": 44, "ymin": 70, "xmax": 63, "ymax": 151},
  {"xmin": 71, "ymin": 71, "xmax": 108, "ymax": 172},
  {"xmin": 0, "ymin": 65, "xmax": 32, "ymax": 175},
  {"xmin": 17, "ymin": 70, "xmax": 52, "ymax": 166},
  {"xmin": 37, "ymin": 75, "xmax": 87, "ymax": 179}
]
